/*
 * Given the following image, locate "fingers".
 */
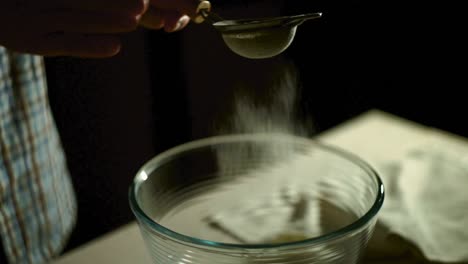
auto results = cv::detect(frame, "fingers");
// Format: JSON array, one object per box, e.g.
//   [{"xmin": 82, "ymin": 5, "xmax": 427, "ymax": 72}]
[
  {"xmin": 163, "ymin": 13, "xmax": 190, "ymax": 32},
  {"xmin": 11, "ymin": 10, "xmax": 132, "ymax": 58},
  {"xmin": 39, "ymin": 11, "xmax": 139, "ymax": 34},
  {"xmin": 148, "ymin": 0, "xmax": 198, "ymax": 17},
  {"xmin": 139, "ymin": 7, "xmax": 165, "ymax": 30},
  {"xmin": 139, "ymin": 8, "xmax": 190, "ymax": 32},
  {"xmin": 41, "ymin": 0, "xmax": 148, "ymax": 16},
  {"xmin": 37, "ymin": 33, "xmax": 122, "ymax": 58},
  {"xmin": 1, "ymin": 0, "xmax": 196, "ymax": 58}
]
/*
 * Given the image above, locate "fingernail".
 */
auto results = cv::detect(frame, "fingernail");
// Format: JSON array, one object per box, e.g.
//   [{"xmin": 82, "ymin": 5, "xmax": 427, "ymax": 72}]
[{"xmin": 172, "ymin": 15, "xmax": 190, "ymax": 32}]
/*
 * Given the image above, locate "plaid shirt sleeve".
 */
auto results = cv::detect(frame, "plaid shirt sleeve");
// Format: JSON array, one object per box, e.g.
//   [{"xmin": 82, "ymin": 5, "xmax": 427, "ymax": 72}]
[{"xmin": 0, "ymin": 46, "xmax": 77, "ymax": 263}]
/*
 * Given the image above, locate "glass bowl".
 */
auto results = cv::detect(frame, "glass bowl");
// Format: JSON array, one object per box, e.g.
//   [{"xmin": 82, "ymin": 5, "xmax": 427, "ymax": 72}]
[{"xmin": 129, "ymin": 133, "xmax": 384, "ymax": 263}]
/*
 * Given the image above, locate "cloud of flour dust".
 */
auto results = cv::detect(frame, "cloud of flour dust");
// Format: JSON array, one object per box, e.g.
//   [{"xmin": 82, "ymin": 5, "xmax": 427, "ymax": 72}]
[{"xmin": 216, "ymin": 60, "xmax": 313, "ymax": 137}]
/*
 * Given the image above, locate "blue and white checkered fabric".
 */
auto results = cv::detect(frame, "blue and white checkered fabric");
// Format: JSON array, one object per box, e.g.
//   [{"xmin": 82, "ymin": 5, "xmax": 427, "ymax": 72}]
[{"xmin": 0, "ymin": 46, "xmax": 76, "ymax": 264}]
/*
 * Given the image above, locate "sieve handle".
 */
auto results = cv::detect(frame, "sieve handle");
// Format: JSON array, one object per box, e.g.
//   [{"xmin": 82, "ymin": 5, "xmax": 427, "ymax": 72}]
[
  {"xmin": 193, "ymin": 1, "xmax": 224, "ymax": 24},
  {"xmin": 193, "ymin": 1, "xmax": 212, "ymax": 23}
]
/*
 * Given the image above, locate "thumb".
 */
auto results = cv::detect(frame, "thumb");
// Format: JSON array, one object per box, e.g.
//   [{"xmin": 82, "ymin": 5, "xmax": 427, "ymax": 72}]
[
  {"xmin": 149, "ymin": 0, "xmax": 200, "ymax": 17},
  {"xmin": 136, "ymin": 0, "xmax": 151, "ymax": 20}
]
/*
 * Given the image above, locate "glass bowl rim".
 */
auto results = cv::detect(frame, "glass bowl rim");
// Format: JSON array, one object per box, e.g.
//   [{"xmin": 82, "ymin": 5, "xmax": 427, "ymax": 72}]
[{"xmin": 129, "ymin": 133, "xmax": 385, "ymax": 250}]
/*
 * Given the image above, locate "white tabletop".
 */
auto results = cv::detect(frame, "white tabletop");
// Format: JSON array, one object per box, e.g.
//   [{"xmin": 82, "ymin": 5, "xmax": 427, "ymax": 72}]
[{"xmin": 53, "ymin": 109, "xmax": 466, "ymax": 264}]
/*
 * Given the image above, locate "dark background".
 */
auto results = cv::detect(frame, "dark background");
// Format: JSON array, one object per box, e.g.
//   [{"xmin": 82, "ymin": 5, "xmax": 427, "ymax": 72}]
[{"xmin": 45, "ymin": 0, "xmax": 466, "ymax": 252}]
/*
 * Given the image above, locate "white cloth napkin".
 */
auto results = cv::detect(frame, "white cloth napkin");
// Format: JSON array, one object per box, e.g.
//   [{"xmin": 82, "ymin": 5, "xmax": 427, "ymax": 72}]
[{"xmin": 368, "ymin": 144, "xmax": 468, "ymax": 263}]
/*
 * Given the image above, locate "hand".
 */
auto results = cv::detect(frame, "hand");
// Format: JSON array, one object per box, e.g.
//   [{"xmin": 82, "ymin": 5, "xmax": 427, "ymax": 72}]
[
  {"xmin": 0, "ymin": 0, "xmax": 147, "ymax": 58},
  {"xmin": 139, "ymin": 0, "xmax": 198, "ymax": 32}
]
